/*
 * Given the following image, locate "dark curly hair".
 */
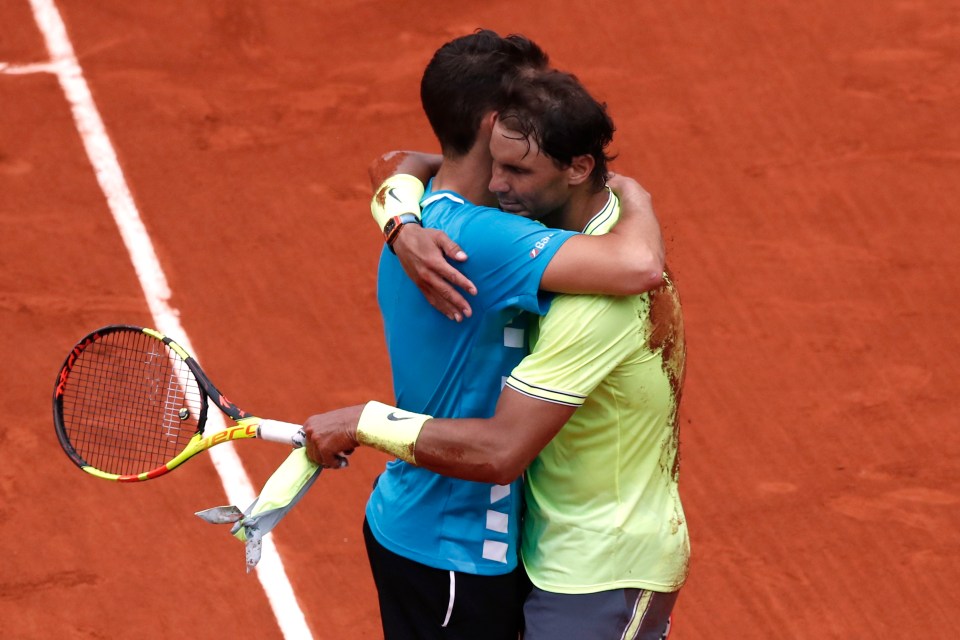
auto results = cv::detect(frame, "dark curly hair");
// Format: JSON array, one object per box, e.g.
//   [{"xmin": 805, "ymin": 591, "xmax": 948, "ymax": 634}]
[{"xmin": 498, "ymin": 69, "xmax": 615, "ymax": 191}]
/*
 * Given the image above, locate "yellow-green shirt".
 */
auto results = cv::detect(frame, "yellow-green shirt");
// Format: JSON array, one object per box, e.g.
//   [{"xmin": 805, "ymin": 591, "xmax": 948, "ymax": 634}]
[{"xmin": 506, "ymin": 192, "xmax": 690, "ymax": 593}]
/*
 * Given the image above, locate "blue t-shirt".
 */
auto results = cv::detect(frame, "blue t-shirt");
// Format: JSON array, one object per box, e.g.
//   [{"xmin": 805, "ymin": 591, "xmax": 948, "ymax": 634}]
[{"xmin": 366, "ymin": 187, "xmax": 576, "ymax": 575}]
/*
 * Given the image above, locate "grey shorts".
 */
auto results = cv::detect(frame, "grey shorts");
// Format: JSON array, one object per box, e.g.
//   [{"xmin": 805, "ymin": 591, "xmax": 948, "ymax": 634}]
[{"xmin": 523, "ymin": 585, "xmax": 678, "ymax": 640}]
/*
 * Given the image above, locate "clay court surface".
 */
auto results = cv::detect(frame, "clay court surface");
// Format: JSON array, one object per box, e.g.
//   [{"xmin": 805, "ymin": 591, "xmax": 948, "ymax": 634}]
[{"xmin": 2, "ymin": 0, "xmax": 958, "ymax": 637}]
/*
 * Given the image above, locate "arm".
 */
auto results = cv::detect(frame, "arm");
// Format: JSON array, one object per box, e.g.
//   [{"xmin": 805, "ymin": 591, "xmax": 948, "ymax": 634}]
[
  {"xmin": 415, "ymin": 390, "xmax": 575, "ymax": 483},
  {"xmin": 368, "ymin": 150, "xmax": 441, "ymax": 191},
  {"xmin": 303, "ymin": 389, "xmax": 575, "ymax": 485},
  {"xmin": 540, "ymin": 175, "xmax": 665, "ymax": 295},
  {"xmin": 369, "ymin": 151, "xmax": 477, "ymax": 321},
  {"xmin": 305, "ymin": 293, "xmax": 633, "ymax": 483}
]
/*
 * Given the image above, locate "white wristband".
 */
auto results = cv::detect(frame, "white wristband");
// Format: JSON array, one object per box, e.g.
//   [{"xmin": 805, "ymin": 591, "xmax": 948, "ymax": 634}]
[
  {"xmin": 356, "ymin": 401, "xmax": 430, "ymax": 464},
  {"xmin": 371, "ymin": 174, "xmax": 425, "ymax": 230}
]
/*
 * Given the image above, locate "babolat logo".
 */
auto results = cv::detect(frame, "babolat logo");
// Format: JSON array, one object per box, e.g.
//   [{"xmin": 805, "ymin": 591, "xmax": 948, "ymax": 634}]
[{"xmin": 530, "ymin": 236, "xmax": 551, "ymax": 258}]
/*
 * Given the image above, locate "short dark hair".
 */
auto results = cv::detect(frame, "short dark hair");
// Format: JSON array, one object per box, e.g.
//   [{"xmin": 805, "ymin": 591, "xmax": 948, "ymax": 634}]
[
  {"xmin": 498, "ymin": 69, "xmax": 615, "ymax": 191},
  {"xmin": 420, "ymin": 29, "xmax": 549, "ymax": 156}
]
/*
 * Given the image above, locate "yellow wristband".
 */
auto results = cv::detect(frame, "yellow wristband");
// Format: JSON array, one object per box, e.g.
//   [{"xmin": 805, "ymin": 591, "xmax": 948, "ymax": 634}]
[
  {"xmin": 356, "ymin": 401, "xmax": 431, "ymax": 464},
  {"xmin": 371, "ymin": 174, "xmax": 425, "ymax": 230}
]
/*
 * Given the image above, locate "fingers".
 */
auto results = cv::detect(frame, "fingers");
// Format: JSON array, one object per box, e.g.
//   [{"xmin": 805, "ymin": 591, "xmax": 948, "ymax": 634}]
[
  {"xmin": 421, "ymin": 275, "xmax": 472, "ymax": 322},
  {"xmin": 419, "ymin": 229, "xmax": 475, "ymax": 291},
  {"xmin": 607, "ymin": 174, "xmax": 650, "ymax": 202},
  {"xmin": 422, "ymin": 230, "xmax": 477, "ymax": 297},
  {"xmin": 302, "ymin": 408, "xmax": 364, "ymax": 469},
  {"xmin": 394, "ymin": 227, "xmax": 478, "ymax": 321},
  {"xmin": 307, "ymin": 446, "xmax": 350, "ymax": 469},
  {"xmin": 424, "ymin": 291, "xmax": 467, "ymax": 322},
  {"xmin": 417, "ymin": 257, "xmax": 476, "ymax": 319},
  {"xmin": 429, "ymin": 265, "xmax": 475, "ymax": 311},
  {"xmin": 435, "ymin": 232, "xmax": 468, "ymax": 263},
  {"xmin": 303, "ymin": 429, "xmax": 352, "ymax": 469},
  {"xmin": 438, "ymin": 263, "xmax": 477, "ymax": 297},
  {"xmin": 410, "ymin": 257, "xmax": 476, "ymax": 321}
]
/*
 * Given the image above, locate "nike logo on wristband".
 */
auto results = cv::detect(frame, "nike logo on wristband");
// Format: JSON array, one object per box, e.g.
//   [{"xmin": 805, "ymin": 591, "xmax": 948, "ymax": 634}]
[
  {"xmin": 387, "ymin": 188, "xmax": 402, "ymax": 203},
  {"xmin": 387, "ymin": 412, "xmax": 412, "ymax": 421}
]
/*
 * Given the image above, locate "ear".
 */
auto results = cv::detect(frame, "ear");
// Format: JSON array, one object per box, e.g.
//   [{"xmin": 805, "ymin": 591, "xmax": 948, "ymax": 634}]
[
  {"xmin": 470, "ymin": 111, "xmax": 499, "ymax": 153},
  {"xmin": 480, "ymin": 111, "xmax": 498, "ymax": 134},
  {"xmin": 566, "ymin": 154, "xmax": 595, "ymax": 187}
]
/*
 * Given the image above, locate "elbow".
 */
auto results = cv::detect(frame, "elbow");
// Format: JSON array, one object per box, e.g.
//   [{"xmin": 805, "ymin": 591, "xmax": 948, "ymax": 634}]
[
  {"xmin": 476, "ymin": 451, "xmax": 526, "ymax": 486},
  {"xmin": 366, "ymin": 155, "xmax": 384, "ymax": 186},
  {"xmin": 622, "ymin": 255, "xmax": 665, "ymax": 294},
  {"xmin": 489, "ymin": 464, "xmax": 525, "ymax": 487},
  {"xmin": 367, "ymin": 151, "xmax": 404, "ymax": 190}
]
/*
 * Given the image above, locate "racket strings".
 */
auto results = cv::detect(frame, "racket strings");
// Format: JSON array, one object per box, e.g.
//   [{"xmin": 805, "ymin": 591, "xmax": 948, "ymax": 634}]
[{"xmin": 59, "ymin": 330, "xmax": 204, "ymax": 475}]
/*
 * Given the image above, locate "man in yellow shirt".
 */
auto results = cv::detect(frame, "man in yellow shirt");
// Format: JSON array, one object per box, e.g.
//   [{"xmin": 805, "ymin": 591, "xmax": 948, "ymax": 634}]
[{"xmin": 306, "ymin": 68, "xmax": 688, "ymax": 639}]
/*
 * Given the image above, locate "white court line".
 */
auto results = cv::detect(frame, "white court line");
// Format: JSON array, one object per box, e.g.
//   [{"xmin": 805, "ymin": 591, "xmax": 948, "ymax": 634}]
[
  {"xmin": 22, "ymin": 1, "xmax": 313, "ymax": 638},
  {"xmin": 0, "ymin": 60, "xmax": 65, "ymax": 74}
]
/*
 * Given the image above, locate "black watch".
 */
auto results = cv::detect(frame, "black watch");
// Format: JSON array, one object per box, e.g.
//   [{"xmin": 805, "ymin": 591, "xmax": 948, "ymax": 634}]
[{"xmin": 384, "ymin": 213, "xmax": 422, "ymax": 247}]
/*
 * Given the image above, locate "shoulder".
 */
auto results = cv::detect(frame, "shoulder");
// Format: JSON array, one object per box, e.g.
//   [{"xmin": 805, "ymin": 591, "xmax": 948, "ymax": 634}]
[
  {"xmin": 451, "ymin": 209, "xmax": 575, "ymax": 267},
  {"xmin": 466, "ymin": 210, "xmax": 573, "ymax": 254},
  {"xmin": 422, "ymin": 190, "xmax": 571, "ymax": 241}
]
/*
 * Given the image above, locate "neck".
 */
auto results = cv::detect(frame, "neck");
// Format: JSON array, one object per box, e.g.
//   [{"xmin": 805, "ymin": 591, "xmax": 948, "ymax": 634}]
[
  {"xmin": 546, "ymin": 186, "xmax": 609, "ymax": 232},
  {"xmin": 433, "ymin": 150, "xmax": 499, "ymax": 208}
]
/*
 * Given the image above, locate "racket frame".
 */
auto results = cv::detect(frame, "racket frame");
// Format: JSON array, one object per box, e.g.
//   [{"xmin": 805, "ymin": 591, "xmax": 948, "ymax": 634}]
[{"xmin": 53, "ymin": 325, "xmax": 301, "ymax": 482}]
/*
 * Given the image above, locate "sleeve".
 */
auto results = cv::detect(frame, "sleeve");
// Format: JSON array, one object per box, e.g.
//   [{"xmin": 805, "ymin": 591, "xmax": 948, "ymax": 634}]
[
  {"xmin": 457, "ymin": 209, "xmax": 576, "ymax": 316},
  {"xmin": 505, "ymin": 294, "xmax": 636, "ymax": 405}
]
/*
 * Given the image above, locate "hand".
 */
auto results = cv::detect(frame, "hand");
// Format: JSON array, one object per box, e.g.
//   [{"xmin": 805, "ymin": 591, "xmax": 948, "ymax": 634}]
[
  {"xmin": 606, "ymin": 172, "xmax": 665, "ymax": 287},
  {"xmin": 392, "ymin": 225, "xmax": 478, "ymax": 322},
  {"xmin": 606, "ymin": 173, "xmax": 652, "ymax": 210},
  {"xmin": 303, "ymin": 406, "xmax": 363, "ymax": 469}
]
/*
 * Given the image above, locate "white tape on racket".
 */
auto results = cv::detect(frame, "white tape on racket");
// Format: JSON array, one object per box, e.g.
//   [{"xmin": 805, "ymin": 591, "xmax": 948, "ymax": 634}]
[{"xmin": 258, "ymin": 419, "xmax": 306, "ymax": 448}]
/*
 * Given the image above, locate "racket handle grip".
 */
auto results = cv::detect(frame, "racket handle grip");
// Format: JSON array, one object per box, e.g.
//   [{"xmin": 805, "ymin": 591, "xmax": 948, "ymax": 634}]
[{"xmin": 258, "ymin": 419, "xmax": 306, "ymax": 448}]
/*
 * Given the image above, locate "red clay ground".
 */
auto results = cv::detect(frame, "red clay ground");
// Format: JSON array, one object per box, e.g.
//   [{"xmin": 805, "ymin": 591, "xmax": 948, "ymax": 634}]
[{"xmin": 2, "ymin": 1, "xmax": 959, "ymax": 638}]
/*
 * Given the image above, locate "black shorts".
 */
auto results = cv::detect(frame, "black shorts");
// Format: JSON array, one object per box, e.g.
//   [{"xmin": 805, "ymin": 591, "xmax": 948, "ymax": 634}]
[{"xmin": 363, "ymin": 518, "xmax": 530, "ymax": 640}]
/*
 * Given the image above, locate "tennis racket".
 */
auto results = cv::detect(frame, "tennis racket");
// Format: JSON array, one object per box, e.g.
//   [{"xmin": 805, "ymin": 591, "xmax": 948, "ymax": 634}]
[{"xmin": 53, "ymin": 325, "xmax": 305, "ymax": 482}]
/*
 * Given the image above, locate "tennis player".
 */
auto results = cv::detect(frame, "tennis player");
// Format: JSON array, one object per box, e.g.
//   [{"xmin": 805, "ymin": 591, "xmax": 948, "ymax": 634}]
[
  {"xmin": 306, "ymin": 68, "xmax": 688, "ymax": 639},
  {"xmin": 322, "ymin": 31, "xmax": 667, "ymax": 640}
]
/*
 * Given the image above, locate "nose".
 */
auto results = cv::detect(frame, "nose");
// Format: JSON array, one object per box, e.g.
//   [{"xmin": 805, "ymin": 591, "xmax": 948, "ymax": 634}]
[{"xmin": 489, "ymin": 165, "xmax": 507, "ymax": 195}]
